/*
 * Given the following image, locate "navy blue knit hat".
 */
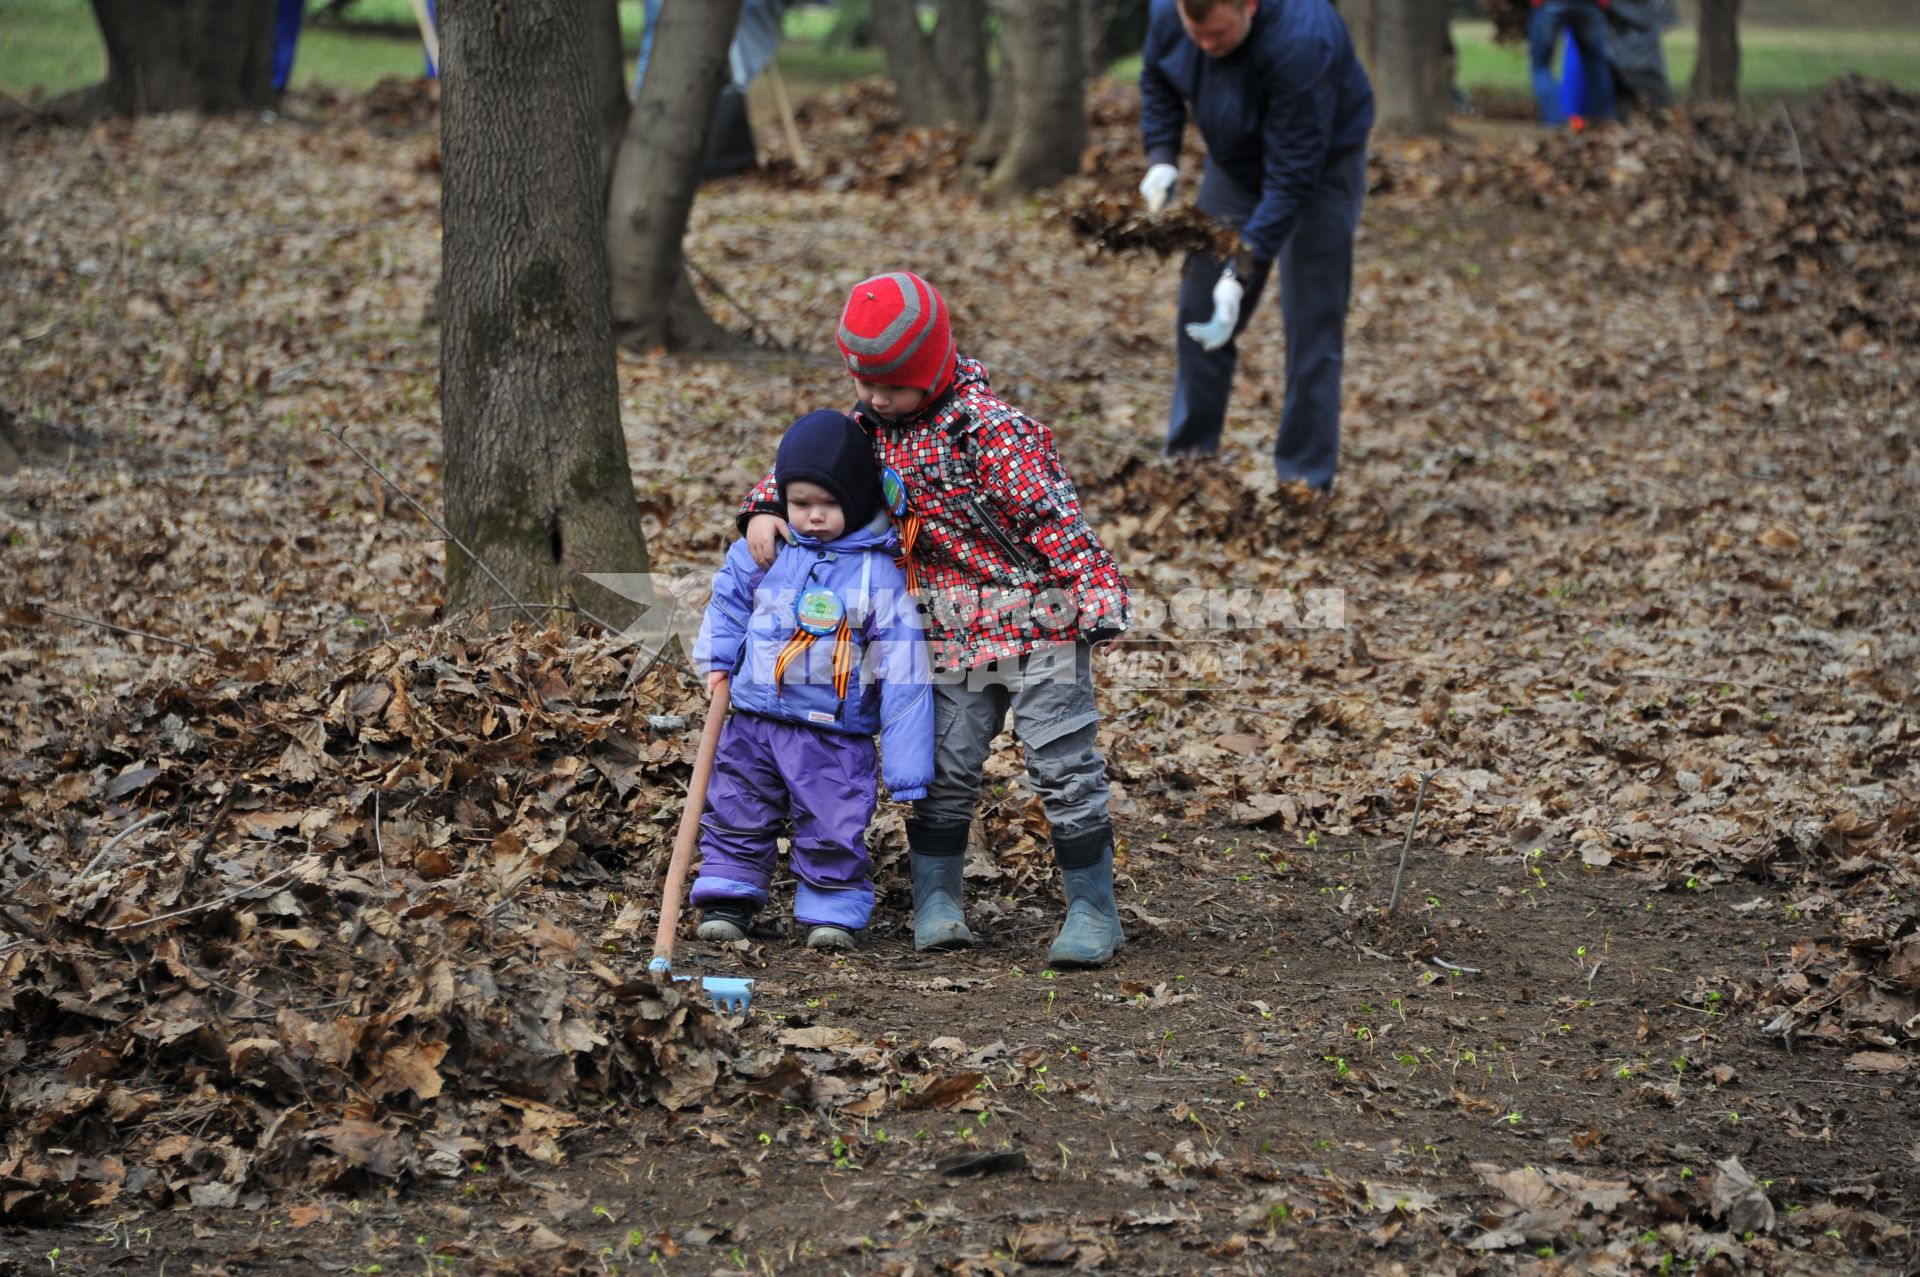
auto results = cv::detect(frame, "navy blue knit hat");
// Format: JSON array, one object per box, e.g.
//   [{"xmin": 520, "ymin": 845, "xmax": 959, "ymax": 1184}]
[{"xmin": 776, "ymin": 410, "xmax": 881, "ymax": 533}]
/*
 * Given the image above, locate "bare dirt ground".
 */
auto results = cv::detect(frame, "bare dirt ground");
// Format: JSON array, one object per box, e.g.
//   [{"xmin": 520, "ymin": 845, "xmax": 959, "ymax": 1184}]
[{"xmin": 2, "ymin": 77, "xmax": 1917, "ymax": 1275}]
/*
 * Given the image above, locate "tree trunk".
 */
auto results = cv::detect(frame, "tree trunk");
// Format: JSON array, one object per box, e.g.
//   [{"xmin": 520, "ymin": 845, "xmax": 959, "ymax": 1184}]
[
  {"xmin": 1082, "ymin": 0, "xmax": 1149, "ymax": 75},
  {"xmin": 1691, "ymin": 0, "xmax": 1741, "ymax": 103},
  {"xmin": 871, "ymin": 0, "xmax": 989, "ymax": 127},
  {"xmin": 931, "ymin": 0, "xmax": 991, "ymax": 126},
  {"xmin": 590, "ymin": 0, "xmax": 631, "ymax": 201},
  {"xmin": 971, "ymin": 24, "xmax": 1018, "ymax": 170},
  {"xmin": 1334, "ymin": 0, "xmax": 1379, "ymax": 88},
  {"xmin": 439, "ymin": 0, "xmax": 651, "ymax": 628},
  {"xmin": 605, "ymin": 0, "xmax": 743, "ymax": 352},
  {"xmin": 1374, "ymin": 0, "xmax": 1450, "ymax": 134},
  {"xmin": 986, "ymin": 0, "xmax": 1084, "ymax": 194},
  {"xmin": 87, "ymin": 0, "xmax": 276, "ymax": 115}
]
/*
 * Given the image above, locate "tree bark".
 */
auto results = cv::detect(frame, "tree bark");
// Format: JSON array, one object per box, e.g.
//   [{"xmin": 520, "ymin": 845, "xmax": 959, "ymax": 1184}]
[
  {"xmin": 590, "ymin": 0, "xmax": 631, "ymax": 201},
  {"xmin": 605, "ymin": 0, "xmax": 744, "ymax": 352},
  {"xmin": 87, "ymin": 0, "xmax": 276, "ymax": 115},
  {"xmin": 871, "ymin": 0, "xmax": 989, "ymax": 128},
  {"xmin": 1374, "ymin": 0, "xmax": 1450, "ymax": 134},
  {"xmin": 1333, "ymin": 0, "xmax": 1379, "ymax": 87},
  {"xmin": 1691, "ymin": 0, "xmax": 1741, "ymax": 103},
  {"xmin": 971, "ymin": 25, "xmax": 1018, "ymax": 170},
  {"xmin": 439, "ymin": 0, "xmax": 651, "ymax": 628},
  {"xmin": 931, "ymin": 0, "xmax": 991, "ymax": 126},
  {"xmin": 986, "ymin": 0, "xmax": 1085, "ymax": 194}
]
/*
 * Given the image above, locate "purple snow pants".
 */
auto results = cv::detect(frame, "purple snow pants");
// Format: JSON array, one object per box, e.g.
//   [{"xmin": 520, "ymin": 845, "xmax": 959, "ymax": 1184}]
[{"xmin": 688, "ymin": 712, "xmax": 877, "ymax": 931}]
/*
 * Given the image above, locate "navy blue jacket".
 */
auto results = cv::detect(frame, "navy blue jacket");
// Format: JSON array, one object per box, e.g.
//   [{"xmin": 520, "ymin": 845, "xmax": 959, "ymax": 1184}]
[
  {"xmin": 693, "ymin": 516, "xmax": 934, "ymax": 799},
  {"xmin": 1140, "ymin": 0, "xmax": 1374, "ymax": 263}
]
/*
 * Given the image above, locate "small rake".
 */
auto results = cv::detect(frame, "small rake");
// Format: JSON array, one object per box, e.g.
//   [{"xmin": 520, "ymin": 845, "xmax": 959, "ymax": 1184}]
[{"xmin": 648, "ymin": 682, "xmax": 755, "ymax": 1015}]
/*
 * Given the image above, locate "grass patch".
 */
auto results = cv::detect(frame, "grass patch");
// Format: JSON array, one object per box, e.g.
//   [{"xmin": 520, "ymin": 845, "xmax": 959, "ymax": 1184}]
[
  {"xmin": 0, "ymin": 0, "xmax": 104, "ymax": 99},
  {"xmin": 1452, "ymin": 18, "xmax": 1920, "ymax": 99},
  {"xmin": 288, "ymin": 27, "xmax": 434, "ymax": 91}
]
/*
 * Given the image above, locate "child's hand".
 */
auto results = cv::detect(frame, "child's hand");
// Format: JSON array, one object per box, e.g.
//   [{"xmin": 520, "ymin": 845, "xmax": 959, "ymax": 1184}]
[
  {"xmin": 707, "ymin": 671, "xmax": 729, "ymax": 695},
  {"xmin": 746, "ymin": 513, "xmax": 790, "ymax": 568}
]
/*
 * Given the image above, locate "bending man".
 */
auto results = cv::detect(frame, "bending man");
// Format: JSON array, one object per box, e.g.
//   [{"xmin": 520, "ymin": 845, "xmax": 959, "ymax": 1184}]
[{"xmin": 1140, "ymin": 0, "xmax": 1374, "ymax": 493}]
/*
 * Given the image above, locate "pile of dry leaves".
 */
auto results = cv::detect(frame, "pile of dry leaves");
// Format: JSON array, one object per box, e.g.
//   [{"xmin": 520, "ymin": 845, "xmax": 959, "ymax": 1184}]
[
  {"xmin": 1058, "ymin": 76, "xmax": 1920, "ymax": 345},
  {"xmin": 0, "ymin": 629, "xmax": 794, "ymax": 1219},
  {"xmin": 1368, "ymin": 76, "xmax": 1920, "ymax": 343}
]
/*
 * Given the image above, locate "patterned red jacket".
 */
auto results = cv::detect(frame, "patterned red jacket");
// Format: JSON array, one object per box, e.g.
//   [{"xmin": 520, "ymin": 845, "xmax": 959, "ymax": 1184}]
[{"xmin": 739, "ymin": 357, "xmax": 1131, "ymax": 672}]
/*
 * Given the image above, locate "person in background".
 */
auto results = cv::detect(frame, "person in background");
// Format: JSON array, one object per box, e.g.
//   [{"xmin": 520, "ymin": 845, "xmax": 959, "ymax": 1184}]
[
  {"xmin": 1606, "ymin": 0, "xmax": 1678, "ymax": 117},
  {"xmin": 1528, "ymin": 0, "xmax": 1618, "ymax": 123},
  {"xmin": 1138, "ymin": 0, "xmax": 1375, "ymax": 495}
]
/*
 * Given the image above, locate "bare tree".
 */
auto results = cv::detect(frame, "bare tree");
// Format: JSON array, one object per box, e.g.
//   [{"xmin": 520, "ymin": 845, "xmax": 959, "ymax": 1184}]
[
  {"xmin": 1080, "ymin": 0, "xmax": 1150, "ymax": 77},
  {"xmin": 590, "ymin": 0, "xmax": 631, "ymax": 198},
  {"xmin": 82, "ymin": 0, "xmax": 276, "ymax": 116},
  {"xmin": 986, "ymin": 0, "xmax": 1085, "ymax": 193},
  {"xmin": 1333, "ymin": 0, "xmax": 1379, "ymax": 84},
  {"xmin": 439, "ymin": 0, "xmax": 650, "ymax": 626},
  {"xmin": 1691, "ymin": 0, "xmax": 1741, "ymax": 102},
  {"xmin": 605, "ymin": 0, "xmax": 744, "ymax": 351},
  {"xmin": 870, "ymin": 0, "xmax": 991, "ymax": 127},
  {"xmin": 1373, "ymin": 0, "xmax": 1450, "ymax": 134}
]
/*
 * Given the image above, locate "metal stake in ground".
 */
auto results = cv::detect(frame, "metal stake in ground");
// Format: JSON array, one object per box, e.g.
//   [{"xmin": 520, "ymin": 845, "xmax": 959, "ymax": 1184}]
[{"xmin": 1388, "ymin": 769, "xmax": 1438, "ymax": 917}]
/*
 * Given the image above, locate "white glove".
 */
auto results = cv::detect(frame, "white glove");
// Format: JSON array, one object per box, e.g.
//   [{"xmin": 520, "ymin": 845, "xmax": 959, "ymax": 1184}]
[
  {"xmin": 1184, "ymin": 270, "xmax": 1245, "ymax": 352},
  {"xmin": 1139, "ymin": 163, "xmax": 1178, "ymax": 216}
]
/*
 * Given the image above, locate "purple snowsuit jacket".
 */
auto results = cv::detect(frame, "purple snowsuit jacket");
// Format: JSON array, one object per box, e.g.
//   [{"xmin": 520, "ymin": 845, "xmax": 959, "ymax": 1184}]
[
  {"xmin": 692, "ymin": 517, "xmax": 935, "ymax": 798},
  {"xmin": 687, "ymin": 518, "xmax": 934, "ymax": 930}
]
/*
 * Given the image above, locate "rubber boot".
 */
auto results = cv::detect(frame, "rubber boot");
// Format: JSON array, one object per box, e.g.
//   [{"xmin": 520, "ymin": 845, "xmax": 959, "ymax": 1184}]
[
  {"xmin": 1047, "ymin": 830, "xmax": 1125, "ymax": 969},
  {"xmin": 907, "ymin": 818, "xmax": 973, "ymax": 951},
  {"xmin": 910, "ymin": 853, "xmax": 973, "ymax": 951}
]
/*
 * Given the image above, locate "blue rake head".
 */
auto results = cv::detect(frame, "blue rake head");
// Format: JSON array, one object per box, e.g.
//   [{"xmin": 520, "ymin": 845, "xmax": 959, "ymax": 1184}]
[{"xmin": 648, "ymin": 958, "xmax": 754, "ymax": 1015}]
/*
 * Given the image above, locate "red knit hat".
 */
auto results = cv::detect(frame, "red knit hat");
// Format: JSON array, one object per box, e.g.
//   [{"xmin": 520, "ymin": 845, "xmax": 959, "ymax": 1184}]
[{"xmin": 836, "ymin": 272, "xmax": 957, "ymax": 397}]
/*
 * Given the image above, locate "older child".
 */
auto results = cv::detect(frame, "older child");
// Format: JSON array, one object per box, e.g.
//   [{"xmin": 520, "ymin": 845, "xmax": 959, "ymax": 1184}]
[
  {"xmin": 739, "ymin": 273, "xmax": 1132, "ymax": 968},
  {"xmin": 691, "ymin": 409, "xmax": 933, "ymax": 951}
]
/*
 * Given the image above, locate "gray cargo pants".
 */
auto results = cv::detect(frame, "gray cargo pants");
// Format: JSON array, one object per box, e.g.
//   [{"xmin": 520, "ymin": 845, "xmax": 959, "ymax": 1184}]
[{"xmin": 911, "ymin": 642, "xmax": 1112, "ymax": 838}]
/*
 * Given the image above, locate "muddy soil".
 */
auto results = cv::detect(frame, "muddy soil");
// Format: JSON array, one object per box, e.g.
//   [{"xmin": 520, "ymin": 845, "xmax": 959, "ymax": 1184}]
[{"xmin": 6, "ymin": 836, "xmax": 1912, "ymax": 1275}]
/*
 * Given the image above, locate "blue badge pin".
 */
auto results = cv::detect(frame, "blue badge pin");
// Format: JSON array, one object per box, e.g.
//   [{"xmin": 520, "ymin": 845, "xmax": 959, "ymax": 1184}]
[
  {"xmin": 795, "ymin": 585, "xmax": 846, "ymax": 637},
  {"xmin": 881, "ymin": 466, "xmax": 909, "ymax": 517}
]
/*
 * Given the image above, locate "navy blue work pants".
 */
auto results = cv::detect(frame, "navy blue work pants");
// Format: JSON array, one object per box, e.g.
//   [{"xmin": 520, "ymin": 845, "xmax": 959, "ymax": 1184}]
[{"xmin": 1166, "ymin": 141, "xmax": 1368, "ymax": 492}]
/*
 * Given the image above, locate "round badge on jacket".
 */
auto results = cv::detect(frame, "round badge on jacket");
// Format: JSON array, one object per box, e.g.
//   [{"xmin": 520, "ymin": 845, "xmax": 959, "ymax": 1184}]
[
  {"xmin": 795, "ymin": 585, "xmax": 846, "ymax": 636},
  {"xmin": 881, "ymin": 466, "xmax": 910, "ymax": 517}
]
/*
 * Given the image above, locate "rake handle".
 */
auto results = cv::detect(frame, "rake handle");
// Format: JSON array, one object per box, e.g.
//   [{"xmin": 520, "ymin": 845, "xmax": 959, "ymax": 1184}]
[{"xmin": 650, "ymin": 681, "xmax": 731, "ymax": 972}]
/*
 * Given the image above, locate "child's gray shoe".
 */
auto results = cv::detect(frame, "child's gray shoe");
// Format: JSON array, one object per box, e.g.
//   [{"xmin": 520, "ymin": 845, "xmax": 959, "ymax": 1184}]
[
  {"xmin": 697, "ymin": 904, "xmax": 754, "ymax": 943},
  {"xmin": 806, "ymin": 925, "xmax": 857, "ymax": 951}
]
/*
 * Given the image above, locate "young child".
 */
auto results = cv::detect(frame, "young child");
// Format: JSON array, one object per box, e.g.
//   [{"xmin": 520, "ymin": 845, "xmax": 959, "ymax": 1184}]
[
  {"xmin": 739, "ymin": 272, "xmax": 1133, "ymax": 968},
  {"xmin": 691, "ymin": 409, "xmax": 934, "ymax": 951}
]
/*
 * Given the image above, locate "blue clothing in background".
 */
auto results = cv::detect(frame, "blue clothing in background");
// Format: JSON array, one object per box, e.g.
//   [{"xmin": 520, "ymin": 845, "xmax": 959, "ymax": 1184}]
[
  {"xmin": 272, "ymin": 0, "xmax": 303, "ymax": 91},
  {"xmin": 1530, "ymin": 0, "xmax": 1615, "ymax": 123},
  {"xmin": 635, "ymin": 0, "xmax": 791, "ymax": 94},
  {"xmin": 1140, "ymin": 0, "xmax": 1374, "ymax": 490}
]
